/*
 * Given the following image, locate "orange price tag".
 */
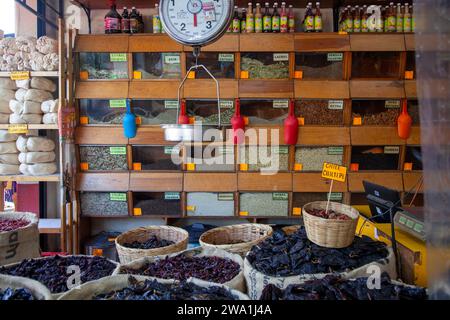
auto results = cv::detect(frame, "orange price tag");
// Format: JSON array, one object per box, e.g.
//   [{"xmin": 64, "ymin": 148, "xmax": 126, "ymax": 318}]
[
  {"xmin": 240, "ymin": 163, "xmax": 249, "ymax": 171},
  {"xmin": 240, "ymin": 70, "xmax": 249, "ymax": 79},
  {"xmin": 133, "ymin": 71, "xmax": 142, "ymax": 79},
  {"xmin": 405, "ymin": 71, "xmax": 414, "ymax": 80},
  {"xmin": 338, "ymin": 31, "xmax": 348, "ymax": 35},
  {"xmin": 294, "ymin": 71, "xmax": 303, "ymax": 79},
  {"xmin": 244, "ymin": 117, "xmax": 249, "ymax": 125},
  {"xmin": 350, "ymin": 163, "xmax": 359, "ymax": 171},
  {"xmin": 80, "ymin": 116, "xmax": 89, "ymax": 125},
  {"xmin": 186, "ymin": 205, "xmax": 196, "ymax": 212},
  {"xmin": 353, "ymin": 116, "xmax": 362, "ymax": 126},
  {"xmin": 186, "ymin": 163, "xmax": 196, "ymax": 171},
  {"xmin": 133, "ymin": 208, "xmax": 142, "ymax": 216},
  {"xmin": 189, "ymin": 117, "xmax": 196, "ymax": 124},
  {"xmin": 188, "ymin": 71, "xmax": 196, "ymax": 79},
  {"xmin": 80, "ymin": 162, "xmax": 89, "ymax": 171},
  {"xmin": 292, "ymin": 207, "xmax": 302, "ymax": 216},
  {"xmin": 133, "ymin": 163, "xmax": 142, "ymax": 171},
  {"xmin": 135, "ymin": 117, "xmax": 142, "ymax": 125},
  {"xmin": 294, "ymin": 163, "xmax": 303, "ymax": 171},
  {"xmin": 403, "ymin": 162, "xmax": 413, "ymax": 171},
  {"xmin": 79, "ymin": 71, "xmax": 89, "ymax": 80},
  {"xmin": 92, "ymin": 249, "xmax": 103, "ymax": 256},
  {"xmin": 297, "ymin": 117, "xmax": 305, "ymax": 126},
  {"xmin": 239, "ymin": 211, "xmax": 249, "ymax": 216}
]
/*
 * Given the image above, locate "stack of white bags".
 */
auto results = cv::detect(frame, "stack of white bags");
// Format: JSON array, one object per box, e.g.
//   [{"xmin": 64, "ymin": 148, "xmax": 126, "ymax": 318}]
[
  {"xmin": 0, "ymin": 78, "xmax": 16, "ymax": 124},
  {"xmin": 41, "ymin": 99, "xmax": 58, "ymax": 124},
  {"xmin": 0, "ymin": 36, "xmax": 58, "ymax": 71},
  {"xmin": 0, "ymin": 130, "xmax": 20, "ymax": 175},
  {"xmin": 17, "ymin": 135, "xmax": 57, "ymax": 176}
]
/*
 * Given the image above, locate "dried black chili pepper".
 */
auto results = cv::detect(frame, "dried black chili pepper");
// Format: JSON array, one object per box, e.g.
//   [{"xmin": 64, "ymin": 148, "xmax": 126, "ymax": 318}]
[{"xmin": 123, "ymin": 235, "xmax": 174, "ymax": 249}]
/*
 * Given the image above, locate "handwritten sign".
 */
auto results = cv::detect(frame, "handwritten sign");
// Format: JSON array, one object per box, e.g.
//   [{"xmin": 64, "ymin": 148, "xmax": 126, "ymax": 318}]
[
  {"xmin": 10, "ymin": 71, "xmax": 30, "ymax": 81},
  {"xmin": 321, "ymin": 162, "xmax": 347, "ymax": 182},
  {"xmin": 8, "ymin": 124, "xmax": 28, "ymax": 134}
]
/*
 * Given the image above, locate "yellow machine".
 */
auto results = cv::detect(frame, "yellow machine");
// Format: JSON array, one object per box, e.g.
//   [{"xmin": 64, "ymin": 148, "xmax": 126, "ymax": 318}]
[{"xmin": 354, "ymin": 205, "xmax": 427, "ymax": 287}]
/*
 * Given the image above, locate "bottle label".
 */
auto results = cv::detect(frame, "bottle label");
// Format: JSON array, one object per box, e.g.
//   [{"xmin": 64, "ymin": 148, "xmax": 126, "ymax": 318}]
[
  {"xmin": 241, "ymin": 20, "xmax": 246, "ymax": 32},
  {"xmin": 122, "ymin": 18, "xmax": 130, "ymax": 32},
  {"xmin": 272, "ymin": 16, "xmax": 280, "ymax": 31},
  {"xmin": 345, "ymin": 18, "xmax": 353, "ymax": 31},
  {"xmin": 361, "ymin": 18, "xmax": 368, "ymax": 32},
  {"xmin": 280, "ymin": 16, "xmax": 288, "ymax": 32},
  {"xmin": 263, "ymin": 16, "xmax": 272, "ymax": 31},
  {"xmin": 353, "ymin": 18, "xmax": 361, "ymax": 31},
  {"xmin": 232, "ymin": 19, "xmax": 240, "ymax": 32},
  {"xmin": 288, "ymin": 17, "xmax": 295, "ymax": 30},
  {"xmin": 255, "ymin": 17, "xmax": 263, "ymax": 32},
  {"xmin": 105, "ymin": 17, "xmax": 121, "ymax": 32},
  {"xmin": 412, "ymin": 17, "xmax": 415, "ymax": 31},
  {"xmin": 387, "ymin": 16, "xmax": 396, "ymax": 31},
  {"xmin": 246, "ymin": 16, "xmax": 254, "ymax": 32},
  {"xmin": 130, "ymin": 18, "xmax": 139, "ymax": 32},
  {"xmin": 305, "ymin": 16, "xmax": 314, "ymax": 31},
  {"xmin": 403, "ymin": 17, "xmax": 411, "ymax": 32},
  {"xmin": 153, "ymin": 16, "xmax": 161, "ymax": 33},
  {"xmin": 314, "ymin": 16, "xmax": 322, "ymax": 31},
  {"xmin": 396, "ymin": 17, "xmax": 403, "ymax": 32}
]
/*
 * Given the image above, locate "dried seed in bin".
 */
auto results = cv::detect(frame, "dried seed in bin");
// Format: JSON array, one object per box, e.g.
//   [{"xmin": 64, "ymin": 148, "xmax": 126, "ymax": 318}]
[
  {"xmin": 295, "ymin": 147, "xmax": 344, "ymax": 171},
  {"xmin": 81, "ymin": 192, "xmax": 129, "ymax": 217},
  {"xmin": 79, "ymin": 146, "xmax": 128, "ymax": 171}
]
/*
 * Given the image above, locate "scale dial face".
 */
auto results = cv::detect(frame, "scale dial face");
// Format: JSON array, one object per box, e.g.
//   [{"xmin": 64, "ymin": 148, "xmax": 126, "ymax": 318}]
[{"xmin": 160, "ymin": 0, "xmax": 234, "ymax": 47}]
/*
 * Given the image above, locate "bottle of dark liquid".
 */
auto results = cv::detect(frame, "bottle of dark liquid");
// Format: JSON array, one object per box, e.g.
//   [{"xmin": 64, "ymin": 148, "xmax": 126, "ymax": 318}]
[
  {"xmin": 232, "ymin": 6, "xmax": 240, "ymax": 33},
  {"xmin": 314, "ymin": 2, "xmax": 322, "ymax": 32},
  {"xmin": 121, "ymin": 7, "xmax": 130, "ymax": 33},
  {"xmin": 263, "ymin": 2, "xmax": 271, "ymax": 33},
  {"xmin": 138, "ymin": 12, "xmax": 145, "ymax": 33},
  {"xmin": 130, "ymin": 7, "xmax": 139, "ymax": 34},
  {"xmin": 271, "ymin": 2, "xmax": 280, "ymax": 33},
  {"xmin": 241, "ymin": 9, "xmax": 247, "ymax": 33},
  {"xmin": 105, "ymin": 0, "xmax": 122, "ymax": 34}
]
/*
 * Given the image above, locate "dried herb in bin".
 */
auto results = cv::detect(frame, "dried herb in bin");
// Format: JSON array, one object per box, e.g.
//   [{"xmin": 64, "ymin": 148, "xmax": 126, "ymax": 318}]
[
  {"xmin": 123, "ymin": 235, "xmax": 174, "ymax": 249},
  {"xmin": 0, "ymin": 255, "xmax": 117, "ymax": 294},
  {"xmin": 93, "ymin": 276, "xmax": 239, "ymax": 300},
  {"xmin": 120, "ymin": 255, "xmax": 240, "ymax": 283},
  {"xmin": 247, "ymin": 227, "xmax": 389, "ymax": 277},
  {"xmin": 0, "ymin": 288, "xmax": 36, "ymax": 300}
]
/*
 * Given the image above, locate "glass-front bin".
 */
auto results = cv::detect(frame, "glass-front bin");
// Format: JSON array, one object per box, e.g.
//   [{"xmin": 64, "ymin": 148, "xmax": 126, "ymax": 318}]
[
  {"xmin": 186, "ymin": 192, "xmax": 235, "ymax": 217},
  {"xmin": 404, "ymin": 146, "xmax": 422, "ymax": 171},
  {"xmin": 351, "ymin": 146, "xmax": 400, "ymax": 171},
  {"xmin": 292, "ymin": 192, "xmax": 343, "ymax": 209},
  {"xmin": 351, "ymin": 52, "xmax": 401, "ymax": 79},
  {"xmin": 186, "ymin": 99, "xmax": 235, "ymax": 125},
  {"xmin": 133, "ymin": 52, "xmax": 182, "ymax": 79},
  {"xmin": 79, "ymin": 99, "xmax": 126, "ymax": 125},
  {"xmin": 185, "ymin": 144, "xmax": 235, "ymax": 172},
  {"xmin": 132, "ymin": 145, "xmax": 181, "ymax": 171},
  {"xmin": 295, "ymin": 99, "xmax": 344, "ymax": 125},
  {"xmin": 133, "ymin": 192, "xmax": 182, "ymax": 216},
  {"xmin": 405, "ymin": 51, "xmax": 416, "ymax": 79},
  {"xmin": 294, "ymin": 147, "xmax": 344, "ymax": 172},
  {"xmin": 239, "ymin": 145, "xmax": 289, "ymax": 172},
  {"xmin": 79, "ymin": 52, "xmax": 128, "ymax": 80},
  {"xmin": 408, "ymin": 100, "xmax": 420, "ymax": 125},
  {"xmin": 295, "ymin": 52, "xmax": 344, "ymax": 80},
  {"xmin": 350, "ymin": 193, "xmax": 368, "ymax": 206},
  {"xmin": 80, "ymin": 192, "xmax": 129, "ymax": 217},
  {"xmin": 240, "ymin": 192, "xmax": 289, "ymax": 217},
  {"xmin": 133, "ymin": 99, "xmax": 177, "ymax": 125},
  {"xmin": 186, "ymin": 52, "xmax": 235, "ymax": 79},
  {"xmin": 79, "ymin": 145, "xmax": 128, "ymax": 171},
  {"xmin": 241, "ymin": 52, "xmax": 290, "ymax": 79},
  {"xmin": 240, "ymin": 99, "xmax": 288, "ymax": 125},
  {"xmin": 352, "ymin": 99, "xmax": 401, "ymax": 126}
]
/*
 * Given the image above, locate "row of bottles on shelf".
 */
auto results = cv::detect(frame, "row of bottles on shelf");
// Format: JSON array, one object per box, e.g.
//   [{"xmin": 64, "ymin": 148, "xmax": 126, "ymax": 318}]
[
  {"xmin": 105, "ymin": 0, "xmax": 145, "ymax": 34},
  {"xmin": 339, "ymin": 2, "xmax": 415, "ymax": 33}
]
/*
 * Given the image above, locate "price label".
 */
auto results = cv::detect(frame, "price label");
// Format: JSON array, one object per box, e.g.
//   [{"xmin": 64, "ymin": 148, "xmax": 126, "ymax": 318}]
[
  {"xmin": 8, "ymin": 124, "xmax": 28, "ymax": 134},
  {"xmin": 164, "ymin": 100, "xmax": 178, "ymax": 109},
  {"xmin": 165, "ymin": 192, "xmax": 181, "ymax": 200},
  {"xmin": 109, "ymin": 99, "xmax": 127, "ymax": 108},
  {"xmin": 164, "ymin": 146, "xmax": 179, "ymax": 155},
  {"xmin": 110, "ymin": 53, "xmax": 127, "ymax": 62},
  {"xmin": 273, "ymin": 100, "xmax": 289, "ymax": 109},
  {"xmin": 110, "ymin": 193, "xmax": 127, "ymax": 201},
  {"xmin": 133, "ymin": 208, "xmax": 142, "ymax": 216},
  {"xmin": 328, "ymin": 100, "xmax": 344, "ymax": 110},
  {"xmin": 328, "ymin": 147, "xmax": 344, "ymax": 155},
  {"xmin": 327, "ymin": 53, "xmax": 343, "ymax": 62},
  {"xmin": 273, "ymin": 53, "xmax": 289, "ymax": 62},
  {"xmin": 322, "ymin": 162, "xmax": 347, "ymax": 182},
  {"xmin": 385, "ymin": 100, "xmax": 401, "ymax": 109},
  {"xmin": 219, "ymin": 100, "xmax": 234, "ymax": 109},
  {"xmin": 217, "ymin": 193, "xmax": 234, "ymax": 201},
  {"xmin": 384, "ymin": 146, "xmax": 400, "ymax": 154},
  {"xmin": 10, "ymin": 71, "xmax": 30, "ymax": 81},
  {"xmin": 273, "ymin": 146, "xmax": 289, "ymax": 154},
  {"xmin": 109, "ymin": 147, "xmax": 127, "ymax": 155},
  {"xmin": 164, "ymin": 55, "xmax": 180, "ymax": 64},
  {"xmin": 328, "ymin": 192, "xmax": 343, "ymax": 201},
  {"xmin": 186, "ymin": 205, "xmax": 196, "ymax": 212},
  {"xmin": 218, "ymin": 53, "xmax": 234, "ymax": 62},
  {"xmin": 273, "ymin": 192, "xmax": 288, "ymax": 201},
  {"xmin": 293, "ymin": 207, "xmax": 302, "ymax": 216}
]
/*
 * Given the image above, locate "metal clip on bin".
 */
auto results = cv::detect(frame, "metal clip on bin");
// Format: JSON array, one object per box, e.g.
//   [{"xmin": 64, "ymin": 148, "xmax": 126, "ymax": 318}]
[{"xmin": 162, "ymin": 47, "xmax": 222, "ymax": 142}]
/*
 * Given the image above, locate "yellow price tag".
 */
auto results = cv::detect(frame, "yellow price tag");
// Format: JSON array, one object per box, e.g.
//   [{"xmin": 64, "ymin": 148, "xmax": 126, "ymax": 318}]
[
  {"xmin": 240, "ymin": 163, "xmax": 249, "ymax": 171},
  {"xmin": 188, "ymin": 71, "xmax": 196, "ymax": 79},
  {"xmin": 353, "ymin": 116, "xmax": 362, "ymax": 126},
  {"xmin": 297, "ymin": 117, "xmax": 305, "ymax": 126},
  {"xmin": 338, "ymin": 31, "xmax": 348, "ymax": 35},
  {"xmin": 133, "ymin": 71, "xmax": 142, "ymax": 79},
  {"xmin": 133, "ymin": 208, "xmax": 142, "ymax": 216},
  {"xmin": 240, "ymin": 70, "xmax": 249, "ymax": 79},
  {"xmin": 404, "ymin": 162, "xmax": 413, "ymax": 171},
  {"xmin": 186, "ymin": 163, "xmax": 196, "ymax": 171},
  {"xmin": 239, "ymin": 211, "xmax": 249, "ymax": 216},
  {"xmin": 186, "ymin": 205, "xmax": 196, "ymax": 212},
  {"xmin": 321, "ymin": 162, "xmax": 347, "ymax": 183},
  {"xmin": 244, "ymin": 117, "xmax": 249, "ymax": 125},
  {"xmin": 8, "ymin": 124, "xmax": 28, "ymax": 134},
  {"xmin": 10, "ymin": 71, "xmax": 30, "ymax": 81},
  {"xmin": 293, "ymin": 207, "xmax": 302, "ymax": 216},
  {"xmin": 133, "ymin": 163, "xmax": 142, "ymax": 171},
  {"xmin": 80, "ymin": 116, "xmax": 89, "ymax": 125},
  {"xmin": 79, "ymin": 71, "xmax": 89, "ymax": 80},
  {"xmin": 135, "ymin": 117, "xmax": 142, "ymax": 125},
  {"xmin": 294, "ymin": 163, "xmax": 303, "ymax": 171},
  {"xmin": 80, "ymin": 162, "xmax": 89, "ymax": 171},
  {"xmin": 405, "ymin": 71, "xmax": 414, "ymax": 80}
]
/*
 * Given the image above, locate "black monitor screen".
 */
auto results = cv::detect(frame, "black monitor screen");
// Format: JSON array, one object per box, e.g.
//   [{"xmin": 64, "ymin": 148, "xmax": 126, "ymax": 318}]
[{"xmin": 363, "ymin": 181, "xmax": 401, "ymax": 223}]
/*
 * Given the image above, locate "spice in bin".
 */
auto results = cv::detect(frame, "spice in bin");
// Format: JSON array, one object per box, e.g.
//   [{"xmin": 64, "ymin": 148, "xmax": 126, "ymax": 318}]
[
  {"xmin": 241, "ymin": 53, "xmax": 289, "ymax": 79},
  {"xmin": 186, "ymin": 52, "xmax": 235, "ymax": 79},
  {"xmin": 79, "ymin": 53, "xmax": 128, "ymax": 80},
  {"xmin": 79, "ymin": 146, "xmax": 128, "ymax": 171},
  {"xmin": 0, "ymin": 218, "xmax": 30, "ymax": 232},
  {"xmin": 295, "ymin": 147, "xmax": 344, "ymax": 172},
  {"xmin": 133, "ymin": 192, "xmax": 182, "ymax": 216},
  {"xmin": 295, "ymin": 52, "xmax": 344, "ymax": 80},
  {"xmin": 239, "ymin": 146, "xmax": 289, "ymax": 171},
  {"xmin": 352, "ymin": 100, "xmax": 401, "ymax": 126},
  {"xmin": 240, "ymin": 192, "xmax": 289, "ymax": 217},
  {"xmin": 293, "ymin": 192, "xmax": 343, "ymax": 209},
  {"xmin": 240, "ymin": 99, "xmax": 289, "ymax": 125},
  {"xmin": 132, "ymin": 146, "xmax": 181, "ymax": 171},
  {"xmin": 80, "ymin": 192, "xmax": 129, "ymax": 217},
  {"xmin": 351, "ymin": 146, "xmax": 400, "ymax": 171},
  {"xmin": 133, "ymin": 53, "xmax": 181, "ymax": 79},
  {"xmin": 296, "ymin": 100, "xmax": 344, "ymax": 125}
]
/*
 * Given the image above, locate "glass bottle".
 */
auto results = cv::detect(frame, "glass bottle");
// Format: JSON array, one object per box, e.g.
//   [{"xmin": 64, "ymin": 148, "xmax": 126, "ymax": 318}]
[
  {"xmin": 255, "ymin": 3, "xmax": 263, "ymax": 33},
  {"xmin": 361, "ymin": 5, "xmax": 368, "ymax": 32},
  {"xmin": 272, "ymin": 2, "xmax": 281, "ymax": 33},
  {"xmin": 288, "ymin": 5, "xmax": 295, "ymax": 33},
  {"xmin": 232, "ymin": 6, "xmax": 241, "ymax": 33},
  {"xmin": 130, "ymin": 7, "xmax": 139, "ymax": 34},
  {"xmin": 241, "ymin": 9, "xmax": 247, "ymax": 33},
  {"xmin": 353, "ymin": 5, "xmax": 361, "ymax": 32},
  {"xmin": 396, "ymin": 3, "xmax": 403, "ymax": 32},
  {"xmin": 121, "ymin": 7, "xmax": 130, "ymax": 34},
  {"xmin": 263, "ymin": 2, "xmax": 272, "ymax": 32},
  {"xmin": 345, "ymin": 5, "xmax": 353, "ymax": 32},
  {"xmin": 381, "ymin": 6, "xmax": 388, "ymax": 32},
  {"xmin": 280, "ymin": 2, "xmax": 288, "ymax": 33},
  {"xmin": 411, "ymin": 4, "xmax": 415, "ymax": 32},
  {"xmin": 304, "ymin": 3, "xmax": 314, "ymax": 32},
  {"xmin": 153, "ymin": 4, "xmax": 161, "ymax": 33},
  {"xmin": 314, "ymin": 2, "xmax": 322, "ymax": 32},
  {"xmin": 403, "ymin": 3, "xmax": 411, "ymax": 33},
  {"xmin": 387, "ymin": 2, "xmax": 396, "ymax": 32},
  {"xmin": 246, "ymin": 2, "xmax": 254, "ymax": 33},
  {"xmin": 105, "ymin": 0, "xmax": 122, "ymax": 34},
  {"xmin": 338, "ymin": 7, "xmax": 347, "ymax": 32}
]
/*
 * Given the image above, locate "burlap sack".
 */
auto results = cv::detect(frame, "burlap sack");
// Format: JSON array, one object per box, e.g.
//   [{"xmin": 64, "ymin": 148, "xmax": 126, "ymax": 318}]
[
  {"xmin": 43, "ymin": 113, "xmax": 57, "ymax": 124},
  {"xmin": 0, "ymin": 274, "xmax": 52, "ymax": 300},
  {"xmin": 244, "ymin": 247, "xmax": 396, "ymax": 300},
  {"xmin": 0, "ymin": 154, "xmax": 20, "ymax": 165},
  {"xmin": 0, "ymin": 100, "xmax": 11, "ymax": 113},
  {"xmin": 19, "ymin": 152, "xmax": 55, "ymax": 164},
  {"xmin": 16, "ymin": 136, "xmax": 55, "ymax": 152},
  {"xmin": 9, "ymin": 113, "xmax": 42, "ymax": 124},
  {"xmin": 23, "ymin": 101, "xmax": 42, "ymax": 114},
  {"xmin": 0, "ymin": 88, "xmax": 15, "ymax": 101},
  {"xmin": 41, "ymin": 99, "xmax": 58, "ymax": 113},
  {"xmin": 15, "ymin": 79, "xmax": 30, "ymax": 90},
  {"xmin": 15, "ymin": 88, "xmax": 27, "ymax": 102},
  {"xmin": 19, "ymin": 163, "xmax": 57, "ymax": 175},
  {"xmin": 0, "ymin": 113, "xmax": 9, "ymax": 124},
  {"xmin": 116, "ymin": 246, "xmax": 246, "ymax": 293},
  {"xmin": 0, "ymin": 142, "xmax": 18, "ymax": 154},
  {"xmin": 0, "ymin": 212, "xmax": 40, "ymax": 266},
  {"xmin": 24, "ymin": 89, "xmax": 53, "ymax": 103},
  {"xmin": 0, "ymin": 164, "xmax": 20, "ymax": 175},
  {"xmin": 30, "ymin": 78, "xmax": 56, "ymax": 92},
  {"xmin": 0, "ymin": 78, "xmax": 17, "ymax": 90},
  {"xmin": 58, "ymin": 275, "xmax": 249, "ymax": 300},
  {"xmin": 0, "ymin": 130, "xmax": 18, "ymax": 142}
]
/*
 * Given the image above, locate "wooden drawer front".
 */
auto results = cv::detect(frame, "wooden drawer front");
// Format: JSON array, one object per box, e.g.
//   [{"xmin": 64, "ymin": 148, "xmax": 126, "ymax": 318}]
[
  {"xmin": 75, "ymin": 35, "xmax": 129, "ymax": 52},
  {"xmin": 293, "ymin": 173, "xmax": 348, "ymax": 192},
  {"xmin": 404, "ymin": 80, "xmax": 417, "ymax": 98},
  {"xmin": 129, "ymin": 80, "xmax": 180, "ymax": 99},
  {"xmin": 238, "ymin": 173, "xmax": 292, "ymax": 191},
  {"xmin": 350, "ymin": 80, "xmax": 405, "ymax": 99},
  {"xmin": 404, "ymin": 34, "xmax": 415, "ymax": 51},
  {"xmin": 76, "ymin": 173, "xmax": 129, "ymax": 191},
  {"xmin": 184, "ymin": 173, "xmax": 237, "ymax": 192},
  {"xmin": 130, "ymin": 172, "xmax": 183, "ymax": 191},
  {"xmin": 75, "ymin": 81, "xmax": 129, "ymax": 99},
  {"xmin": 184, "ymin": 35, "xmax": 239, "ymax": 52},
  {"xmin": 184, "ymin": 80, "xmax": 238, "ymax": 99},
  {"xmin": 348, "ymin": 172, "xmax": 403, "ymax": 192},
  {"xmin": 294, "ymin": 33, "xmax": 350, "ymax": 52},
  {"xmin": 240, "ymin": 34, "xmax": 294, "ymax": 52},
  {"xmin": 407, "ymin": 127, "xmax": 421, "ymax": 145},
  {"xmin": 129, "ymin": 127, "xmax": 177, "ymax": 145},
  {"xmin": 238, "ymin": 126, "xmax": 284, "ymax": 145},
  {"xmin": 403, "ymin": 172, "xmax": 423, "ymax": 193},
  {"xmin": 350, "ymin": 34, "xmax": 405, "ymax": 51},
  {"xmin": 298, "ymin": 127, "xmax": 350, "ymax": 146},
  {"xmin": 239, "ymin": 80, "xmax": 294, "ymax": 98},
  {"xmin": 129, "ymin": 35, "xmax": 182, "ymax": 52},
  {"xmin": 351, "ymin": 127, "xmax": 405, "ymax": 146},
  {"xmin": 295, "ymin": 81, "xmax": 350, "ymax": 99},
  {"xmin": 75, "ymin": 127, "xmax": 128, "ymax": 145}
]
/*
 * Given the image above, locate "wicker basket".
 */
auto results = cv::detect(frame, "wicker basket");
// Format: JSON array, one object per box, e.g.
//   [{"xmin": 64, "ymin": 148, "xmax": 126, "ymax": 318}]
[
  {"xmin": 199, "ymin": 224, "xmax": 273, "ymax": 257},
  {"xmin": 302, "ymin": 201, "xmax": 359, "ymax": 248},
  {"xmin": 115, "ymin": 226, "xmax": 188, "ymax": 264}
]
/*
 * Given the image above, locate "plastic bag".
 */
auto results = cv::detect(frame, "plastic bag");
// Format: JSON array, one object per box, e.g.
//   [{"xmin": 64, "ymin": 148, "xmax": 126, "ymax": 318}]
[
  {"xmin": 20, "ymin": 162, "xmax": 57, "ymax": 175},
  {"xmin": 41, "ymin": 99, "xmax": 58, "ymax": 113},
  {"xmin": 23, "ymin": 101, "xmax": 42, "ymax": 114},
  {"xmin": 16, "ymin": 136, "xmax": 55, "ymax": 152},
  {"xmin": 24, "ymin": 89, "xmax": 53, "ymax": 103},
  {"xmin": 19, "ymin": 151, "xmax": 56, "ymax": 164},
  {"xmin": 0, "ymin": 142, "xmax": 18, "ymax": 154},
  {"xmin": 0, "ymin": 100, "xmax": 11, "ymax": 114},
  {"xmin": 0, "ymin": 164, "xmax": 20, "ymax": 175},
  {"xmin": 15, "ymin": 88, "xmax": 27, "ymax": 102},
  {"xmin": 10, "ymin": 113, "xmax": 42, "ymax": 124},
  {"xmin": 31, "ymin": 78, "xmax": 56, "ymax": 92},
  {"xmin": 15, "ymin": 36, "xmax": 37, "ymax": 53},
  {"xmin": 16, "ymin": 79, "xmax": 30, "ymax": 90},
  {"xmin": 36, "ymin": 36, "xmax": 58, "ymax": 55},
  {"xmin": 0, "ymin": 154, "xmax": 20, "ymax": 165},
  {"xmin": 0, "ymin": 88, "xmax": 16, "ymax": 101},
  {"xmin": 43, "ymin": 113, "xmax": 58, "ymax": 124},
  {"xmin": 0, "ymin": 130, "xmax": 18, "ymax": 142},
  {"xmin": 0, "ymin": 78, "xmax": 17, "ymax": 90}
]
